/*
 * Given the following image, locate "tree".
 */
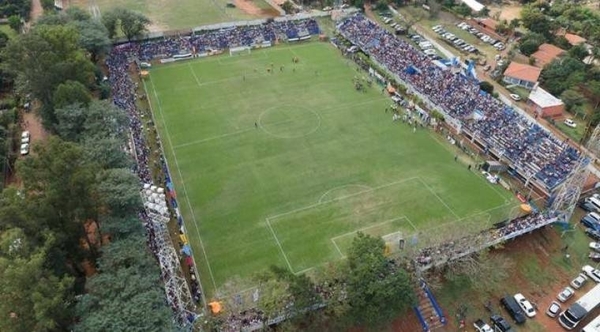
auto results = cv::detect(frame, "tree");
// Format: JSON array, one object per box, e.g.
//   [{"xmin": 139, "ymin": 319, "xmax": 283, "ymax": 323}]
[
  {"xmin": 479, "ymin": 81, "xmax": 494, "ymax": 94},
  {"xmin": 95, "ymin": 168, "xmax": 142, "ymax": 217},
  {"xmin": 0, "ymin": 229, "xmax": 74, "ymax": 332},
  {"xmin": 568, "ymin": 43, "xmax": 589, "ymax": 61},
  {"xmin": 344, "ymin": 232, "xmax": 415, "ymax": 327},
  {"xmin": 518, "ymin": 32, "xmax": 545, "ymax": 56},
  {"xmin": 454, "ymin": 3, "xmax": 472, "ymax": 17},
  {"xmin": 540, "ymin": 56, "xmax": 586, "ymax": 95},
  {"xmin": 40, "ymin": 0, "xmax": 54, "ymax": 9},
  {"xmin": 53, "ymin": 80, "xmax": 92, "ymax": 110},
  {"xmin": 17, "ymin": 138, "xmax": 99, "ymax": 259},
  {"xmin": 561, "ymin": 88, "xmax": 586, "ymax": 112},
  {"xmin": 55, "ymin": 103, "xmax": 88, "ymax": 141},
  {"xmin": 1, "ymin": 24, "xmax": 95, "ymax": 126},
  {"xmin": 554, "ymin": 35, "xmax": 571, "ymax": 50},
  {"xmin": 82, "ymin": 100, "xmax": 129, "ymax": 141},
  {"xmin": 74, "ymin": 235, "xmax": 175, "ymax": 332},
  {"xmin": 101, "ymin": 10, "xmax": 119, "ymax": 39},
  {"xmin": 281, "ymin": 1, "xmax": 295, "ymax": 14},
  {"xmin": 519, "ymin": 39, "xmax": 540, "ymax": 56},
  {"xmin": 521, "ymin": 5, "xmax": 555, "ymax": 39},
  {"xmin": 8, "ymin": 15, "xmax": 21, "ymax": 32},
  {"xmin": 103, "ymin": 8, "xmax": 150, "ymax": 41},
  {"xmin": 73, "ymin": 20, "xmax": 111, "ymax": 62},
  {"xmin": 82, "ymin": 137, "xmax": 132, "ymax": 169}
]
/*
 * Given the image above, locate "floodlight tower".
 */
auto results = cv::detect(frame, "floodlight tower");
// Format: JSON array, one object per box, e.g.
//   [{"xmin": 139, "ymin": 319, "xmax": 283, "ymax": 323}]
[{"xmin": 548, "ymin": 123, "xmax": 600, "ymax": 222}]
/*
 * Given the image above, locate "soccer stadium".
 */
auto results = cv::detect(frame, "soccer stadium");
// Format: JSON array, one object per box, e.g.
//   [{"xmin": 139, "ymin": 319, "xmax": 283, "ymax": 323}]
[{"xmin": 107, "ymin": 12, "xmax": 584, "ymax": 330}]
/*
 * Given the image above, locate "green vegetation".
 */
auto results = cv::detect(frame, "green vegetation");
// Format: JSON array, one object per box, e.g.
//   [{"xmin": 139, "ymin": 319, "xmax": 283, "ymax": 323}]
[
  {"xmin": 146, "ymin": 42, "xmax": 517, "ymax": 295},
  {"xmin": 0, "ymin": 8, "xmax": 174, "ymax": 332},
  {"xmin": 81, "ymin": 0, "xmax": 275, "ymax": 30}
]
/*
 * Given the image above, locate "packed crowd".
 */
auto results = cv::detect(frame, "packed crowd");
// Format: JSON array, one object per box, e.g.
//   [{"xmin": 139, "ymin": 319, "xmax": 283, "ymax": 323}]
[
  {"xmin": 108, "ymin": 43, "xmax": 199, "ymax": 325},
  {"xmin": 337, "ymin": 14, "xmax": 579, "ymax": 190},
  {"xmin": 415, "ymin": 212, "xmax": 556, "ymax": 267},
  {"xmin": 130, "ymin": 19, "xmax": 320, "ymax": 61}
]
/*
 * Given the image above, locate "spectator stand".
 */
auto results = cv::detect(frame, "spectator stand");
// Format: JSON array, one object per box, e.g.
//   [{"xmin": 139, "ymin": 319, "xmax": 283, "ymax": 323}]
[{"xmin": 336, "ymin": 14, "xmax": 580, "ymax": 194}]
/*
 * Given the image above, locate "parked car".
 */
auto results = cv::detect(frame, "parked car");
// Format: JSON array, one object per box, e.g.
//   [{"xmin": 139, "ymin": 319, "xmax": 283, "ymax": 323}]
[
  {"xmin": 590, "ymin": 252, "xmax": 600, "ymax": 261},
  {"xmin": 424, "ymin": 49, "xmax": 437, "ymax": 55},
  {"xmin": 585, "ymin": 228, "xmax": 600, "ymax": 241},
  {"xmin": 557, "ymin": 286, "xmax": 575, "ymax": 302},
  {"xmin": 583, "ymin": 265, "xmax": 600, "ymax": 282},
  {"xmin": 509, "ymin": 94, "xmax": 521, "ymax": 101},
  {"xmin": 591, "ymin": 242, "xmax": 600, "ymax": 252},
  {"xmin": 500, "ymin": 296, "xmax": 526, "ymax": 324},
  {"xmin": 564, "ymin": 118, "xmax": 577, "ymax": 128},
  {"xmin": 21, "ymin": 131, "xmax": 30, "ymax": 143},
  {"xmin": 570, "ymin": 273, "xmax": 588, "ymax": 289},
  {"xmin": 581, "ymin": 213, "xmax": 600, "ymax": 231},
  {"xmin": 546, "ymin": 301, "xmax": 561, "ymax": 318},
  {"xmin": 490, "ymin": 314, "xmax": 515, "ymax": 332},
  {"xmin": 473, "ymin": 318, "xmax": 493, "ymax": 332},
  {"xmin": 20, "ymin": 143, "xmax": 29, "ymax": 156},
  {"xmin": 579, "ymin": 200, "xmax": 599, "ymax": 212},
  {"xmin": 514, "ymin": 293, "xmax": 536, "ymax": 318}
]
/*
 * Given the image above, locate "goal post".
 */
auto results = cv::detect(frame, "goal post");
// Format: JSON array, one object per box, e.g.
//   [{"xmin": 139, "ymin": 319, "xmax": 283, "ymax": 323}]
[{"xmin": 229, "ymin": 46, "xmax": 252, "ymax": 56}]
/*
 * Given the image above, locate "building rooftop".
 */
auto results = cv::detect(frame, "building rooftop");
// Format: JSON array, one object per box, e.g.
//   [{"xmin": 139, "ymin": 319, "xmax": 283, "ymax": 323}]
[
  {"xmin": 531, "ymin": 43, "xmax": 565, "ymax": 67},
  {"xmin": 528, "ymin": 86, "xmax": 564, "ymax": 108},
  {"xmin": 503, "ymin": 62, "xmax": 542, "ymax": 83},
  {"xmin": 564, "ymin": 33, "xmax": 586, "ymax": 45},
  {"xmin": 478, "ymin": 18, "xmax": 498, "ymax": 30}
]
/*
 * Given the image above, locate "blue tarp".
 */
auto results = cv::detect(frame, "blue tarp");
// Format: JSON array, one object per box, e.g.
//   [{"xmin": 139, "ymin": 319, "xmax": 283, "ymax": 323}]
[{"xmin": 182, "ymin": 244, "xmax": 192, "ymax": 256}]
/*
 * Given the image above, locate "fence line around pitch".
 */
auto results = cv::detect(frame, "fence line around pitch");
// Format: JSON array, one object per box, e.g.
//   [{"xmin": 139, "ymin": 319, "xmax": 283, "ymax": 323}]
[{"xmin": 139, "ymin": 78, "xmax": 208, "ymax": 314}]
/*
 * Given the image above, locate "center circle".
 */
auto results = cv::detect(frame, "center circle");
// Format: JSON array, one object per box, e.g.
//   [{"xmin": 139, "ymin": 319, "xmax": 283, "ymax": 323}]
[{"xmin": 258, "ymin": 105, "xmax": 321, "ymax": 139}]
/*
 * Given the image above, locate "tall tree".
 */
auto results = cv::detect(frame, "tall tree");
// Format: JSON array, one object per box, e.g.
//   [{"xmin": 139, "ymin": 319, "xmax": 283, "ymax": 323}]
[
  {"xmin": 0, "ymin": 228, "xmax": 74, "ymax": 332},
  {"xmin": 95, "ymin": 168, "xmax": 142, "ymax": 217},
  {"xmin": 1, "ymin": 25, "xmax": 94, "ymax": 126},
  {"xmin": 17, "ymin": 138, "xmax": 99, "ymax": 257},
  {"xmin": 53, "ymin": 80, "xmax": 92, "ymax": 110},
  {"xmin": 102, "ymin": 8, "xmax": 150, "ymax": 41},
  {"xmin": 74, "ymin": 235, "xmax": 175, "ymax": 332},
  {"xmin": 344, "ymin": 232, "xmax": 415, "ymax": 327}
]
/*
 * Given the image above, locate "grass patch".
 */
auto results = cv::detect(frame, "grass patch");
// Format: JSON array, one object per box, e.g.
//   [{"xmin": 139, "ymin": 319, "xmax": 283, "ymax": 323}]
[
  {"xmin": 0, "ymin": 25, "xmax": 17, "ymax": 39},
  {"xmin": 71, "ymin": 0, "xmax": 276, "ymax": 30},
  {"xmin": 554, "ymin": 118, "xmax": 585, "ymax": 143},
  {"xmin": 146, "ymin": 42, "xmax": 517, "ymax": 295}
]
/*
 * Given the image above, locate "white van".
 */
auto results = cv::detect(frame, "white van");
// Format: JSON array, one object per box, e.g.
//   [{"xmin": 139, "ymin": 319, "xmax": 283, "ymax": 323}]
[{"xmin": 589, "ymin": 198, "xmax": 600, "ymax": 213}]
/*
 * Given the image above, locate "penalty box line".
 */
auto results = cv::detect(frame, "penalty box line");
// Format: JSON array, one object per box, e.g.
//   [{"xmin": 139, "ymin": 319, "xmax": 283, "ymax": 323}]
[
  {"xmin": 265, "ymin": 177, "xmax": 422, "ymax": 273},
  {"xmin": 330, "ymin": 215, "xmax": 416, "ymax": 259}
]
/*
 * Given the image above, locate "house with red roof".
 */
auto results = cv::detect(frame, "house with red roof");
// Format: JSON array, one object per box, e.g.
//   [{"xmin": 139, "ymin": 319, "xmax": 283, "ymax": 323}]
[{"xmin": 502, "ymin": 62, "xmax": 542, "ymax": 90}]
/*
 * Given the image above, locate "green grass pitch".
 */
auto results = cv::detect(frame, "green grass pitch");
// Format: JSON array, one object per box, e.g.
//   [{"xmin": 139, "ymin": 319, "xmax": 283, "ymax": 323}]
[{"xmin": 144, "ymin": 42, "xmax": 518, "ymax": 296}]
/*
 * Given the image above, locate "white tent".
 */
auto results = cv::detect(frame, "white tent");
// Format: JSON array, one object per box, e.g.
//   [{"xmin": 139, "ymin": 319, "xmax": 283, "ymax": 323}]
[{"xmin": 460, "ymin": 0, "xmax": 484, "ymax": 12}]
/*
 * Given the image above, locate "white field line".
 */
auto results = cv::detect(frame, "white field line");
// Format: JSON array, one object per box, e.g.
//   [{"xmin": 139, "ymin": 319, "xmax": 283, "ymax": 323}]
[
  {"xmin": 318, "ymin": 184, "xmax": 372, "ymax": 203},
  {"xmin": 267, "ymin": 177, "xmax": 420, "ymax": 223},
  {"xmin": 147, "ymin": 76, "xmax": 219, "ymax": 292},
  {"xmin": 265, "ymin": 218, "xmax": 294, "ymax": 272},
  {"xmin": 331, "ymin": 238, "xmax": 344, "ymax": 258},
  {"xmin": 151, "ymin": 43, "xmax": 322, "ymax": 73},
  {"xmin": 330, "ymin": 216, "xmax": 408, "ymax": 258},
  {"xmin": 171, "ymin": 97, "xmax": 388, "ymax": 149},
  {"xmin": 417, "ymin": 177, "xmax": 460, "ymax": 219},
  {"xmin": 188, "ymin": 63, "xmax": 202, "ymax": 87},
  {"xmin": 427, "ymin": 132, "xmax": 509, "ymax": 202}
]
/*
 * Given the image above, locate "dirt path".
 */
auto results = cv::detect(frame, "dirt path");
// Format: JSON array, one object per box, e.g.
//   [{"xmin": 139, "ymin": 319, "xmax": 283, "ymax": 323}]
[
  {"xmin": 22, "ymin": 110, "xmax": 49, "ymax": 146},
  {"xmin": 30, "ymin": 0, "xmax": 44, "ymax": 22}
]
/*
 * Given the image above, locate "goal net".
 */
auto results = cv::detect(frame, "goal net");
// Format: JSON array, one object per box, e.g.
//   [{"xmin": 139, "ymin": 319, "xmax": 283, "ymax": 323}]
[{"xmin": 229, "ymin": 46, "xmax": 251, "ymax": 56}]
